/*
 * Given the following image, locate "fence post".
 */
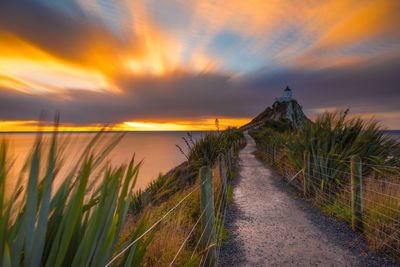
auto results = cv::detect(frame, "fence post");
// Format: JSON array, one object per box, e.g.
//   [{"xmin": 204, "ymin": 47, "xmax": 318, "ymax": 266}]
[
  {"xmin": 272, "ymin": 145, "xmax": 276, "ymax": 163},
  {"xmin": 351, "ymin": 155, "xmax": 363, "ymax": 233},
  {"xmin": 199, "ymin": 166, "xmax": 217, "ymax": 266},
  {"xmin": 303, "ymin": 151, "xmax": 310, "ymax": 197},
  {"xmin": 219, "ymin": 154, "xmax": 227, "ymax": 199},
  {"xmin": 225, "ymin": 150, "xmax": 231, "ymax": 181},
  {"xmin": 228, "ymin": 147, "xmax": 234, "ymax": 180}
]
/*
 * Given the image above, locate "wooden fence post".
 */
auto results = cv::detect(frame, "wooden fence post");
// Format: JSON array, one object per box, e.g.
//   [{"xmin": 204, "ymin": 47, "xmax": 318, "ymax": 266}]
[
  {"xmin": 225, "ymin": 150, "xmax": 231, "ymax": 181},
  {"xmin": 228, "ymin": 147, "xmax": 234, "ymax": 180},
  {"xmin": 200, "ymin": 166, "xmax": 217, "ymax": 266},
  {"xmin": 219, "ymin": 154, "xmax": 227, "ymax": 199},
  {"xmin": 351, "ymin": 155, "xmax": 363, "ymax": 233},
  {"xmin": 272, "ymin": 145, "xmax": 276, "ymax": 163},
  {"xmin": 303, "ymin": 151, "xmax": 310, "ymax": 197}
]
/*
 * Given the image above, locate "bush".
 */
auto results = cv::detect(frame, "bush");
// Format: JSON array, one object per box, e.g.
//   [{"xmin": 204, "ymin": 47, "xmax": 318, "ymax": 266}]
[
  {"xmin": 185, "ymin": 128, "xmax": 243, "ymax": 168},
  {"xmin": 250, "ymin": 110, "xmax": 400, "ymax": 192},
  {"xmin": 286, "ymin": 110, "xmax": 398, "ymax": 191}
]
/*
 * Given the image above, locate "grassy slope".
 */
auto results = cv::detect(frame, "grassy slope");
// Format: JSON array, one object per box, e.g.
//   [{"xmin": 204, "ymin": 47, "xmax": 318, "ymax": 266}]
[{"xmin": 119, "ymin": 128, "xmax": 245, "ymax": 265}]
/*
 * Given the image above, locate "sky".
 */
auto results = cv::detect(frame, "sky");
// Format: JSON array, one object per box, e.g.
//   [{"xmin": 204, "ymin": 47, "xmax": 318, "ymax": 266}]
[{"xmin": 0, "ymin": 0, "xmax": 399, "ymax": 131}]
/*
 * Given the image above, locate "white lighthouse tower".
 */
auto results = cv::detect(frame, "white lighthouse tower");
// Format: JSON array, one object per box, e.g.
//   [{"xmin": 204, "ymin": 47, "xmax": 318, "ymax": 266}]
[{"xmin": 279, "ymin": 86, "xmax": 292, "ymax": 102}]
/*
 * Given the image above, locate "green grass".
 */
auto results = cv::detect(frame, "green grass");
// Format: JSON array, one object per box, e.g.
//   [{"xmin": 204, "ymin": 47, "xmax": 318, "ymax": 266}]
[
  {"xmin": 226, "ymin": 184, "xmax": 233, "ymax": 203},
  {"xmin": 130, "ymin": 189, "xmax": 144, "ymax": 215},
  {"xmin": 317, "ymin": 201, "xmax": 352, "ymax": 222}
]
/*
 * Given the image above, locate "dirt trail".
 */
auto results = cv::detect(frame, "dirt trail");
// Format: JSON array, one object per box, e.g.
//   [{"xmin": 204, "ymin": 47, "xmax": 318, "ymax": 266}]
[{"xmin": 219, "ymin": 132, "xmax": 396, "ymax": 266}]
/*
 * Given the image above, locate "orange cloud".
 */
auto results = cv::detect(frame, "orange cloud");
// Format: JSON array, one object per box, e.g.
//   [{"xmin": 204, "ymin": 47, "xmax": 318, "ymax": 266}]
[
  {"xmin": 284, "ymin": 0, "xmax": 400, "ymax": 68},
  {"xmin": 0, "ymin": 4, "xmax": 217, "ymax": 95},
  {"xmin": 312, "ymin": 0, "xmax": 399, "ymax": 51},
  {"xmin": 0, "ymin": 33, "xmax": 119, "ymax": 94},
  {"xmin": 186, "ymin": 0, "xmax": 399, "ymax": 67},
  {"xmin": 2, "ymin": 0, "xmax": 398, "ymax": 96},
  {"xmin": 122, "ymin": 25, "xmax": 182, "ymax": 76}
]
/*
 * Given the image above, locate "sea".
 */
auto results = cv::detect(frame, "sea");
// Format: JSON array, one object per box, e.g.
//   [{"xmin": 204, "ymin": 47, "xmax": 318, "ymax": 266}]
[
  {"xmin": 385, "ymin": 130, "xmax": 400, "ymax": 140},
  {"xmin": 1, "ymin": 131, "xmax": 204, "ymax": 193}
]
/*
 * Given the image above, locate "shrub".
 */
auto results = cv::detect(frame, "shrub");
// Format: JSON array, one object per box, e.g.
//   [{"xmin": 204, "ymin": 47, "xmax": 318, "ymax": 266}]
[
  {"xmin": 180, "ymin": 127, "xmax": 244, "ymax": 168},
  {"xmin": 286, "ymin": 110, "xmax": 398, "ymax": 191}
]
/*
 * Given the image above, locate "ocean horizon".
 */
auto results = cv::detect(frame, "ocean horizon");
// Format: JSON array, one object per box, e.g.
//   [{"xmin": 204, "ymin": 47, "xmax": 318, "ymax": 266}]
[{"xmin": 1, "ymin": 131, "xmax": 205, "ymax": 193}]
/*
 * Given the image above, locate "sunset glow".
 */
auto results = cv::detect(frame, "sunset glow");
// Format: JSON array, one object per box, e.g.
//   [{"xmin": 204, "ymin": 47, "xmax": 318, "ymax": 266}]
[
  {"xmin": 0, "ymin": 118, "xmax": 251, "ymax": 132},
  {"xmin": 0, "ymin": 0, "xmax": 399, "ymax": 129}
]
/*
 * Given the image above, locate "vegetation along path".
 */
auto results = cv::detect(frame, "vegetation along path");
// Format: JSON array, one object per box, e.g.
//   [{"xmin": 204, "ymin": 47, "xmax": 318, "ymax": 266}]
[{"xmin": 219, "ymin": 132, "xmax": 396, "ymax": 266}]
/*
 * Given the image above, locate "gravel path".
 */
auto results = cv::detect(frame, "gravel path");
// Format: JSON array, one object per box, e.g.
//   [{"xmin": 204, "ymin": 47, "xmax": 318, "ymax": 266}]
[{"xmin": 219, "ymin": 132, "xmax": 397, "ymax": 266}]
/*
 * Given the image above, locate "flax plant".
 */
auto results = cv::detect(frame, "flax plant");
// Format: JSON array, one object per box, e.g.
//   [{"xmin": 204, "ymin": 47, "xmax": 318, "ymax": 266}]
[
  {"xmin": 183, "ymin": 128, "xmax": 243, "ymax": 168},
  {"xmin": 0, "ymin": 128, "xmax": 152, "ymax": 267},
  {"xmin": 252, "ymin": 110, "xmax": 398, "ymax": 193},
  {"xmin": 286, "ymin": 110, "xmax": 397, "ymax": 192}
]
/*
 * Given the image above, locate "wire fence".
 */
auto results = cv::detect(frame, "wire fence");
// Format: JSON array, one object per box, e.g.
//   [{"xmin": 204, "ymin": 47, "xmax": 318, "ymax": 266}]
[
  {"xmin": 105, "ymin": 138, "xmax": 245, "ymax": 267},
  {"xmin": 261, "ymin": 142, "xmax": 400, "ymax": 261}
]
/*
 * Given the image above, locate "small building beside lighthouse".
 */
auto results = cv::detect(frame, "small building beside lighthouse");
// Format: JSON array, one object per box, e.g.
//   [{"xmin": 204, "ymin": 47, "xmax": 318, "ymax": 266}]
[{"xmin": 279, "ymin": 86, "xmax": 292, "ymax": 102}]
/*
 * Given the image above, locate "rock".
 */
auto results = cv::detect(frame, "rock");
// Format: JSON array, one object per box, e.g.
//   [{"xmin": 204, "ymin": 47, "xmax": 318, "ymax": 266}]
[{"xmin": 242, "ymin": 99, "xmax": 309, "ymax": 130}]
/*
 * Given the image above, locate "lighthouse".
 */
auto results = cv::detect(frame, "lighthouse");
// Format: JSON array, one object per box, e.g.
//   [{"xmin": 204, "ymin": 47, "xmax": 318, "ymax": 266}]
[{"xmin": 279, "ymin": 86, "xmax": 292, "ymax": 102}]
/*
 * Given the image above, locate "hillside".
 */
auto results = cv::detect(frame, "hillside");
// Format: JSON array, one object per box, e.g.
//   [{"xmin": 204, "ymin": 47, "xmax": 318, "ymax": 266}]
[{"xmin": 242, "ymin": 88, "xmax": 309, "ymax": 131}]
